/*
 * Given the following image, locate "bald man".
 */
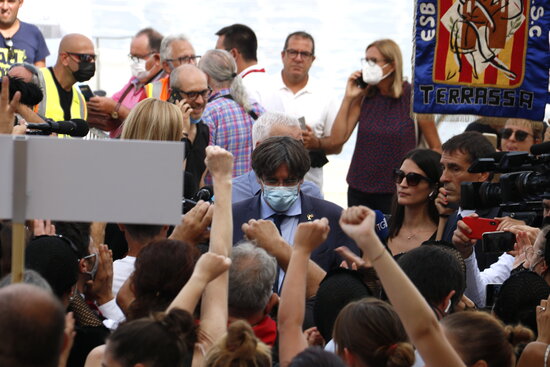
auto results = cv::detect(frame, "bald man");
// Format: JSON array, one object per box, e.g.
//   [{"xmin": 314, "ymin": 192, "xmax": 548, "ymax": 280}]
[
  {"xmin": 169, "ymin": 64, "xmax": 211, "ymax": 191},
  {"xmin": 0, "ymin": 284, "xmax": 66, "ymax": 367},
  {"xmin": 36, "ymin": 33, "xmax": 96, "ymax": 122}
]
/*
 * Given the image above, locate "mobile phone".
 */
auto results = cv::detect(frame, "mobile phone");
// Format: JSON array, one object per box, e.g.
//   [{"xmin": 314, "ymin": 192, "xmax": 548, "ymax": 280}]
[
  {"xmin": 462, "ymin": 217, "xmax": 501, "ymax": 240},
  {"xmin": 481, "ymin": 231, "xmax": 515, "ymax": 253},
  {"xmin": 485, "ymin": 283, "xmax": 503, "ymax": 309},
  {"xmin": 78, "ymin": 84, "xmax": 94, "ymax": 101},
  {"xmin": 169, "ymin": 90, "xmax": 182, "ymax": 104},
  {"xmin": 355, "ymin": 76, "xmax": 368, "ymax": 89},
  {"xmin": 298, "ymin": 117, "xmax": 307, "ymax": 130}
]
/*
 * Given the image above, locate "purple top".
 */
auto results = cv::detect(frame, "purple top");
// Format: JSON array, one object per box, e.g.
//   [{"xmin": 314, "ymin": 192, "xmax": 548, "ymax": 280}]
[
  {"xmin": 203, "ymin": 88, "xmax": 264, "ymax": 178},
  {"xmin": 347, "ymin": 82, "xmax": 415, "ymax": 193}
]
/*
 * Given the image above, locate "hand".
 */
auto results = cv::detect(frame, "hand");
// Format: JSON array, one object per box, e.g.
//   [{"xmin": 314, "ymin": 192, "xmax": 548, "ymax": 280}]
[
  {"xmin": 293, "ymin": 218, "xmax": 330, "ymax": 254},
  {"xmin": 0, "ymin": 76, "xmax": 20, "ymax": 134},
  {"xmin": 87, "ymin": 244, "xmax": 114, "ymax": 305},
  {"xmin": 170, "ymin": 201, "xmax": 213, "ymax": 246},
  {"xmin": 505, "ymin": 224, "xmax": 540, "ymax": 245},
  {"xmin": 496, "ymin": 216, "xmax": 526, "ymax": 231},
  {"xmin": 301, "ymin": 125, "xmax": 318, "ymax": 150},
  {"xmin": 192, "ymin": 252, "xmax": 232, "ymax": 284},
  {"xmin": 176, "ymin": 98, "xmax": 192, "ymax": 135},
  {"xmin": 33, "ymin": 219, "xmax": 56, "ymax": 236},
  {"xmin": 511, "ymin": 231, "xmax": 530, "ymax": 268},
  {"xmin": 304, "ymin": 326, "xmax": 325, "ymax": 347},
  {"xmin": 344, "ymin": 70, "xmax": 365, "ymax": 100},
  {"xmin": 242, "ymin": 219, "xmax": 286, "ymax": 255},
  {"xmin": 87, "ymin": 96, "xmax": 116, "ymax": 114},
  {"xmin": 434, "ymin": 187, "xmax": 455, "ymax": 217},
  {"xmin": 205, "ymin": 146, "xmax": 233, "ymax": 180},
  {"xmin": 335, "ymin": 245, "xmax": 369, "ymax": 269},
  {"xmin": 339, "ymin": 206, "xmax": 373, "ymax": 246},
  {"xmin": 58, "ymin": 312, "xmax": 76, "ymax": 367},
  {"xmin": 537, "ymin": 296, "xmax": 550, "ymax": 344},
  {"xmin": 452, "ymin": 217, "xmax": 477, "ymax": 259},
  {"xmin": 12, "ymin": 115, "xmax": 26, "ymax": 135},
  {"xmin": 454, "ymin": 295, "xmax": 476, "ymax": 311}
]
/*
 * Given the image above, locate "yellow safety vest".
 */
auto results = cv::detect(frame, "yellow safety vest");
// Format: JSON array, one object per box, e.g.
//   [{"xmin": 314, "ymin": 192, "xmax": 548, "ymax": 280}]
[
  {"xmin": 145, "ymin": 76, "xmax": 170, "ymax": 101},
  {"xmin": 37, "ymin": 67, "xmax": 87, "ymax": 121}
]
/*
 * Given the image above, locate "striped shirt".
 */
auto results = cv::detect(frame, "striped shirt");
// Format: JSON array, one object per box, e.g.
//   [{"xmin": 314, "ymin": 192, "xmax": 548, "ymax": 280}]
[{"xmin": 203, "ymin": 88, "xmax": 264, "ymax": 178}]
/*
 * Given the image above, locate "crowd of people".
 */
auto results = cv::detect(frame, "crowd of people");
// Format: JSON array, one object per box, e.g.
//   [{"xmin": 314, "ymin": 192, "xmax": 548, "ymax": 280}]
[{"xmin": 1, "ymin": 4, "xmax": 550, "ymax": 366}]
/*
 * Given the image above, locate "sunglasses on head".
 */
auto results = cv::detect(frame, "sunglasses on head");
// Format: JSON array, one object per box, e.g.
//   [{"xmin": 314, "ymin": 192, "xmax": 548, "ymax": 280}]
[
  {"xmin": 500, "ymin": 128, "xmax": 532, "ymax": 142},
  {"xmin": 392, "ymin": 168, "xmax": 432, "ymax": 186}
]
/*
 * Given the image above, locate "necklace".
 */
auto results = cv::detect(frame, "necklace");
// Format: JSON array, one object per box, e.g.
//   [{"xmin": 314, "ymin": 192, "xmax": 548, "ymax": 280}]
[{"xmin": 404, "ymin": 228, "xmax": 434, "ymax": 240}]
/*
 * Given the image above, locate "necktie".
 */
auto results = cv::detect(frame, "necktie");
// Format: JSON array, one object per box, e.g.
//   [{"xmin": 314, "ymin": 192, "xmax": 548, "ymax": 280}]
[{"xmin": 271, "ymin": 214, "xmax": 286, "ymax": 293}]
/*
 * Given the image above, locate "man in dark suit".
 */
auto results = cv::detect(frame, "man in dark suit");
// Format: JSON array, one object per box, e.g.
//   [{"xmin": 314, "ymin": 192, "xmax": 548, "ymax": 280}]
[{"xmin": 232, "ymin": 136, "xmax": 359, "ymax": 276}]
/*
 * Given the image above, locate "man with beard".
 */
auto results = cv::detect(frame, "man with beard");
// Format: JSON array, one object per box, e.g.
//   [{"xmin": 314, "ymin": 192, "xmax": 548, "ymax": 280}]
[{"xmin": 0, "ymin": 0, "xmax": 49, "ymax": 76}]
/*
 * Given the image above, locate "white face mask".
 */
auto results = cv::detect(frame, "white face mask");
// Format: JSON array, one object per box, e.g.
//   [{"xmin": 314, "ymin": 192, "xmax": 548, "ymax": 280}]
[
  {"xmin": 131, "ymin": 59, "xmax": 149, "ymax": 80},
  {"xmin": 362, "ymin": 63, "xmax": 389, "ymax": 85}
]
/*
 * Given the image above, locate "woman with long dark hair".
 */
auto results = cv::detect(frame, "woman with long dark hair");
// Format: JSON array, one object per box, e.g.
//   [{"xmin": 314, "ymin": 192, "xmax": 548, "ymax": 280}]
[{"xmin": 387, "ymin": 149, "xmax": 442, "ymax": 255}]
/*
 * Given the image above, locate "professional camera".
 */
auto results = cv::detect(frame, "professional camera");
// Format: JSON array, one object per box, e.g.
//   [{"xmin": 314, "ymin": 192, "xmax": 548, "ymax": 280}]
[{"xmin": 460, "ymin": 146, "xmax": 550, "ymax": 226}]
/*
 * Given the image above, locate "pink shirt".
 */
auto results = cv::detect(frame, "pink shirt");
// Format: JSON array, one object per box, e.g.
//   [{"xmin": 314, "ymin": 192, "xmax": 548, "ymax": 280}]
[{"xmin": 111, "ymin": 77, "xmax": 147, "ymax": 110}]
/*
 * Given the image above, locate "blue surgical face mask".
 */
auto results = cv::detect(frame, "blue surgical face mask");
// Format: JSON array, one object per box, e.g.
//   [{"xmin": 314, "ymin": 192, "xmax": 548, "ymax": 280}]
[
  {"xmin": 263, "ymin": 184, "xmax": 299, "ymax": 212},
  {"xmin": 190, "ymin": 117, "xmax": 201, "ymax": 124}
]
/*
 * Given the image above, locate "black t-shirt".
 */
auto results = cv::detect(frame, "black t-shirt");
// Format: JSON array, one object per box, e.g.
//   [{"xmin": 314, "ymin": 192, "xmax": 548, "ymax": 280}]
[{"xmin": 49, "ymin": 66, "xmax": 73, "ymax": 120}]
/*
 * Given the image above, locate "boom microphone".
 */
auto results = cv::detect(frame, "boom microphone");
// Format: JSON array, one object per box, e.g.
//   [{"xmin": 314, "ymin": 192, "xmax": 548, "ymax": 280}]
[
  {"xmin": 530, "ymin": 141, "xmax": 550, "ymax": 156},
  {"xmin": 26, "ymin": 119, "xmax": 89, "ymax": 137}
]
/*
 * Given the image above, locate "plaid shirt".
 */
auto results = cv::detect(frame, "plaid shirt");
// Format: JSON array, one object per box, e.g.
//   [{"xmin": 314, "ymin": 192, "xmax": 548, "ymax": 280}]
[{"xmin": 203, "ymin": 88, "xmax": 264, "ymax": 178}]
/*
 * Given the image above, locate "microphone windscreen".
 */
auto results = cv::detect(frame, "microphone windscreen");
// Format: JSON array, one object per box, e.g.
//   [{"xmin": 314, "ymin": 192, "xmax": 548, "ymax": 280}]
[
  {"xmin": 530, "ymin": 141, "xmax": 550, "ymax": 156},
  {"xmin": 60, "ymin": 119, "xmax": 89, "ymax": 137}
]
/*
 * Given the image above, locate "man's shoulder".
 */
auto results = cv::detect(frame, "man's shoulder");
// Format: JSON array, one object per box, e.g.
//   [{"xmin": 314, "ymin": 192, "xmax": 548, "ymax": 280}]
[
  {"xmin": 301, "ymin": 193, "xmax": 343, "ymax": 214},
  {"xmin": 18, "ymin": 21, "xmax": 43, "ymax": 35}
]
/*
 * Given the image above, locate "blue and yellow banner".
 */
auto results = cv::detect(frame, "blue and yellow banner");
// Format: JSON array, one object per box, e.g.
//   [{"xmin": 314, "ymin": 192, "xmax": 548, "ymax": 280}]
[{"xmin": 413, "ymin": 0, "xmax": 550, "ymax": 120}]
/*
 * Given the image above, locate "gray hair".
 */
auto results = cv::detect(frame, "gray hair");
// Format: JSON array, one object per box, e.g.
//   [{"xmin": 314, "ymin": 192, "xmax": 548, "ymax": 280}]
[
  {"xmin": 252, "ymin": 112, "xmax": 301, "ymax": 146},
  {"xmin": 199, "ymin": 49, "xmax": 252, "ymax": 112},
  {"xmin": 0, "ymin": 269, "xmax": 53, "ymax": 292},
  {"xmin": 228, "ymin": 241, "xmax": 277, "ymax": 318},
  {"xmin": 160, "ymin": 33, "xmax": 190, "ymax": 62}
]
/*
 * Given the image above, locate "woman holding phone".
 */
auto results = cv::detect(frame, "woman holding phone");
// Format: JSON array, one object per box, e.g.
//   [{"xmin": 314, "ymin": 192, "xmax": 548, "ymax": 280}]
[{"xmin": 316, "ymin": 39, "xmax": 441, "ymax": 213}]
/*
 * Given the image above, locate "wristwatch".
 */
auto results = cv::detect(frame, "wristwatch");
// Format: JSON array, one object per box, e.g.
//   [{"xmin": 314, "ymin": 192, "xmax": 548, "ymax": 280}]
[{"xmin": 111, "ymin": 103, "xmax": 121, "ymax": 119}]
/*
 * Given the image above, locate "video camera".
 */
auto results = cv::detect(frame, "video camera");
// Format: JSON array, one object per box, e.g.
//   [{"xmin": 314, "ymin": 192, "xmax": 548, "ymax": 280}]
[{"xmin": 460, "ymin": 142, "xmax": 550, "ymax": 226}]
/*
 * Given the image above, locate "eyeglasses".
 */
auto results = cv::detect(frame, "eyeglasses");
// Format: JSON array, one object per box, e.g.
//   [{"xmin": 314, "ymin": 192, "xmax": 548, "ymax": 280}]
[
  {"xmin": 67, "ymin": 52, "xmax": 97, "ymax": 63},
  {"xmin": 500, "ymin": 128, "xmax": 532, "ymax": 142},
  {"xmin": 5, "ymin": 37, "xmax": 14, "ymax": 60},
  {"xmin": 285, "ymin": 49, "xmax": 314, "ymax": 59},
  {"xmin": 128, "ymin": 52, "xmax": 154, "ymax": 63},
  {"xmin": 166, "ymin": 55, "xmax": 201, "ymax": 65},
  {"xmin": 173, "ymin": 87, "xmax": 212, "ymax": 101},
  {"xmin": 262, "ymin": 177, "xmax": 301, "ymax": 186},
  {"xmin": 361, "ymin": 57, "xmax": 388, "ymax": 67},
  {"xmin": 82, "ymin": 253, "xmax": 98, "ymax": 280},
  {"xmin": 393, "ymin": 168, "xmax": 433, "ymax": 186}
]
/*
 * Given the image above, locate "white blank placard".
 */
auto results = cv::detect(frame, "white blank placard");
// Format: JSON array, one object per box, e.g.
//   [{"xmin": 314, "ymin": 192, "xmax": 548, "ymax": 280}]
[{"xmin": 1, "ymin": 135, "xmax": 183, "ymax": 225}]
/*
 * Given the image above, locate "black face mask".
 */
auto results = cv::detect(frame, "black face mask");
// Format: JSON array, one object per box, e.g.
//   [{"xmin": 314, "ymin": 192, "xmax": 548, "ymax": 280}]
[{"xmin": 72, "ymin": 61, "xmax": 96, "ymax": 82}]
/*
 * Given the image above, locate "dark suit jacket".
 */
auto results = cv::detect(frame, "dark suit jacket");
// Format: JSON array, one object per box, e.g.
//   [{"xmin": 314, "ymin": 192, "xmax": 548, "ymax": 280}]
[
  {"xmin": 232, "ymin": 192, "xmax": 360, "ymax": 272},
  {"xmin": 442, "ymin": 206, "xmax": 501, "ymax": 270}
]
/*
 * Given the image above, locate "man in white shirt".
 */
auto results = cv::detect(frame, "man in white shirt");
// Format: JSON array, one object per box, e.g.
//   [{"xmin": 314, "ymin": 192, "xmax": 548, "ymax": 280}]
[
  {"xmin": 112, "ymin": 224, "xmax": 168, "ymax": 295},
  {"xmin": 215, "ymin": 23, "xmax": 282, "ymax": 110},
  {"xmin": 263, "ymin": 31, "xmax": 339, "ymax": 189}
]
